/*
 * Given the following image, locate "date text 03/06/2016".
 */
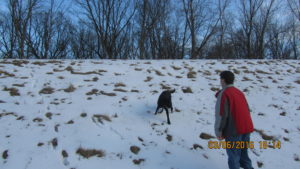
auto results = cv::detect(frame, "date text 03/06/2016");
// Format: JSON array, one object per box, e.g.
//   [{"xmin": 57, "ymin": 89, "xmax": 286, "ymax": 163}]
[{"xmin": 208, "ymin": 141, "xmax": 281, "ymax": 149}]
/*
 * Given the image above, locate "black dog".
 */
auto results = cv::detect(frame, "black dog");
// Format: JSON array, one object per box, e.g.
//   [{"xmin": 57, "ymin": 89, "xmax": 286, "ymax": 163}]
[{"xmin": 155, "ymin": 89, "xmax": 175, "ymax": 125}]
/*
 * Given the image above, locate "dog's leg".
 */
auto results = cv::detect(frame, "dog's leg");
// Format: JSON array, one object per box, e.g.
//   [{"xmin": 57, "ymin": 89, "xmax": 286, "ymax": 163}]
[
  {"xmin": 155, "ymin": 106, "xmax": 160, "ymax": 115},
  {"xmin": 164, "ymin": 107, "xmax": 171, "ymax": 125}
]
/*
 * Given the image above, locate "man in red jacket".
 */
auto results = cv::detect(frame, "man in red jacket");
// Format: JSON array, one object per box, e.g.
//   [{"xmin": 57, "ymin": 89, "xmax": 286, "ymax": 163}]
[{"xmin": 215, "ymin": 71, "xmax": 254, "ymax": 169}]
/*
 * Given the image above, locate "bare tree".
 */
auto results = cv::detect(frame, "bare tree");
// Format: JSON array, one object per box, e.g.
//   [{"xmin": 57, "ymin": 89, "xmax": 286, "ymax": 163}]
[
  {"xmin": 8, "ymin": 0, "xmax": 41, "ymax": 59},
  {"xmin": 287, "ymin": 0, "xmax": 300, "ymax": 21},
  {"xmin": 76, "ymin": 0, "xmax": 136, "ymax": 59},
  {"xmin": 254, "ymin": 0, "xmax": 277, "ymax": 59},
  {"xmin": 181, "ymin": 0, "xmax": 221, "ymax": 59},
  {"xmin": 238, "ymin": 0, "xmax": 263, "ymax": 58}
]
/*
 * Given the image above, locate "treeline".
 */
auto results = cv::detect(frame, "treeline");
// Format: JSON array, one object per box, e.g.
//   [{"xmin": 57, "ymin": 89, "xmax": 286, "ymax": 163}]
[{"xmin": 0, "ymin": 0, "xmax": 299, "ymax": 59}]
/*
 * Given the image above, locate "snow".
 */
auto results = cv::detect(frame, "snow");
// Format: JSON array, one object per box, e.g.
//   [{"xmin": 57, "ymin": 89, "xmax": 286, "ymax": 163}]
[{"xmin": 0, "ymin": 59, "xmax": 299, "ymax": 169}]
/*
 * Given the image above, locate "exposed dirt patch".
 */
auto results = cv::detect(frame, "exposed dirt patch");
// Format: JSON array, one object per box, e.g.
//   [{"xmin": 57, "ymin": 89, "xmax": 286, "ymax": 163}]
[{"xmin": 76, "ymin": 148, "xmax": 105, "ymax": 158}]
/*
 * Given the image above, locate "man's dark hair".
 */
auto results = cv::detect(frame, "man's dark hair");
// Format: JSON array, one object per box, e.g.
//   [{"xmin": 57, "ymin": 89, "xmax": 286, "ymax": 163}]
[{"xmin": 220, "ymin": 71, "xmax": 234, "ymax": 84}]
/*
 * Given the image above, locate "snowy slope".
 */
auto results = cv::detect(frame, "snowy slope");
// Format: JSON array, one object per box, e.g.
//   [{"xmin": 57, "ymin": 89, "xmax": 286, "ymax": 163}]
[{"xmin": 0, "ymin": 59, "xmax": 299, "ymax": 169}]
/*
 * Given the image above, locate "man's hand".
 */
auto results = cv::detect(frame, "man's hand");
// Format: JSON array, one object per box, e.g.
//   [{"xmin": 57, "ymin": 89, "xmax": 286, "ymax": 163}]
[{"xmin": 217, "ymin": 136, "xmax": 224, "ymax": 140}]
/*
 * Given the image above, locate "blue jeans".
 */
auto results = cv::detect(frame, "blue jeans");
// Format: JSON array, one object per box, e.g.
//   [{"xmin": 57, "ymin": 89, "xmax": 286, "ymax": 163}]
[{"xmin": 225, "ymin": 133, "xmax": 253, "ymax": 169}]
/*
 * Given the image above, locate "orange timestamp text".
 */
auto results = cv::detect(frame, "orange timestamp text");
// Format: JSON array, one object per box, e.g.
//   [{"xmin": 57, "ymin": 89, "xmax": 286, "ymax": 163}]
[{"xmin": 208, "ymin": 140, "xmax": 281, "ymax": 149}]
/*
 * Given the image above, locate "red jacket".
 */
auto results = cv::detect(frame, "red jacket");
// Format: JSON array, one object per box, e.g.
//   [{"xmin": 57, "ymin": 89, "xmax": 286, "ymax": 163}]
[{"xmin": 215, "ymin": 86, "xmax": 254, "ymax": 137}]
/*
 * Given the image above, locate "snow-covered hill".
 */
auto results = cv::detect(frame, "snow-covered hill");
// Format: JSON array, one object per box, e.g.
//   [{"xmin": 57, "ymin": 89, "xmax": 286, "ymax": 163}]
[{"xmin": 0, "ymin": 59, "xmax": 299, "ymax": 169}]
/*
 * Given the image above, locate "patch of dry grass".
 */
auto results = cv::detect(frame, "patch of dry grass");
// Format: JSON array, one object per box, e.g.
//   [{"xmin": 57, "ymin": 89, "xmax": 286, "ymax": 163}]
[
  {"xmin": 171, "ymin": 65, "xmax": 182, "ymax": 70},
  {"xmin": 166, "ymin": 134, "xmax": 173, "ymax": 142},
  {"xmin": 114, "ymin": 88, "xmax": 128, "ymax": 92},
  {"xmin": 39, "ymin": 87, "xmax": 55, "ymax": 94},
  {"xmin": 131, "ymin": 89, "xmax": 139, "ymax": 93},
  {"xmin": 133, "ymin": 159, "xmax": 145, "ymax": 165},
  {"xmin": 193, "ymin": 144, "xmax": 203, "ymax": 150},
  {"xmin": 199, "ymin": 133, "xmax": 215, "ymax": 140},
  {"xmin": 210, "ymin": 87, "xmax": 219, "ymax": 92},
  {"xmin": 0, "ymin": 60, "xmax": 29, "ymax": 67},
  {"xmin": 92, "ymin": 114, "xmax": 111, "ymax": 124},
  {"xmin": 203, "ymin": 70, "xmax": 211, "ymax": 76},
  {"xmin": 62, "ymin": 150, "xmax": 68, "ymax": 158},
  {"xmin": 154, "ymin": 69, "xmax": 165, "ymax": 76},
  {"xmin": 134, "ymin": 68, "xmax": 143, "ymax": 71},
  {"xmin": 115, "ymin": 83, "xmax": 126, "ymax": 87},
  {"xmin": 160, "ymin": 83, "xmax": 172, "ymax": 90},
  {"xmin": 100, "ymin": 90, "xmax": 116, "ymax": 96},
  {"xmin": 3, "ymin": 87, "xmax": 20, "ymax": 96},
  {"xmin": 32, "ymin": 61, "xmax": 46, "ymax": 66},
  {"xmin": 187, "ymin": 71, "xmax": 197, "ymax": 78},
  {"xmin": 182, "ymin": 87, "xmax": 193, "ymax": 93},
  {"xmin": 257, "ymin": 161, "xmax": 263, "ymax": 168},
  {"xmin": 64, "ymin": 84, "xmax": 76, "ymax": 93},
  {"xmin": 130, "ymin": 146, "xmax": 140, "ymax": 155},
  {"xmin": 76, "ymin": 148, "xmax": 105, "ymax": 158},
  {"xmin": 13, "ymin": 83, "xmax": 26, "ymax": 87},
  {"xmin": 2, "ymin": 150, "xmax": 8, "ymax": 159},
  {"xmin": 0, "ymin": 70, "xmax": 15, "ymax": 78},
  {"xmin": 86, "ymin": 89, "xmax": 99, "ymax": 95},
  {"xmin": 254, "ymin": 129, "xmax": 274, "ymax": 140},
  {"xmin": 256, "ymin": 69, "xmax": 271, "ymax": 74},
  {"xmin": 144, "ymin": 76, "xmax": 153, "ymax": 82}
]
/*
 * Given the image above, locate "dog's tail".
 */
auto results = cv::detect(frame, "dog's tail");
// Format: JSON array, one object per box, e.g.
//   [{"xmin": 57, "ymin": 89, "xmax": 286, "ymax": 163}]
[{"xmin": 169, "ymin": 89, "xmax": 175, "ymax": 94}]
